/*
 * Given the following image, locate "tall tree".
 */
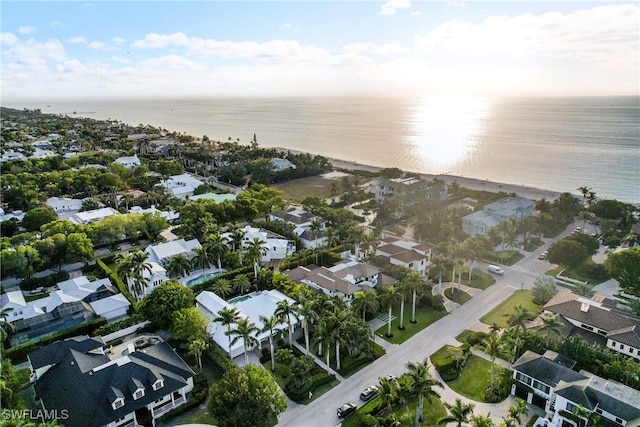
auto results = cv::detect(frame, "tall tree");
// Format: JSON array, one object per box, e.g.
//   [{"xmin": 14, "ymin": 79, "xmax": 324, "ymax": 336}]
[
  {"xmin": 259, "ymin": 314, "xmax": 280, "ymax": 371},
  {"xmin": 438, "ymin": 398, "xmax": 475, "ymax": 427},
  {"xmin": 210, "ymin": 278, "xmax": 233, "ymax": 299},
  {"xmin": 166, "ymin": 254, "xmax": 192, "ymax": 278},
  {"xmin": 275, "ymin": 299, "xmax": 298, "ymax": 347},
  {"xmin": 352, "ymin": 289, "xmax": 379, "ymax": 322},
  {"xmin": 406, "ymin": 358, "xmax": 443, "ymax": 427},
  {"xmin": 379, "ymin": 285, "xmax": 402, "ymax": 338},
  {"xmin": 188, "ymin": 338, "xmax": 208, "ymax": 372},
  {"xmin": 232, "ymin": 274, "xmax": 252, "ymax": 295},
  {"xmin": 245, "ymin": 237, "xmax": 268, "ymax": 279},
  {"xmin": 214, "ymin": 306, "xmax": 241, "ymax": 357},
  {"xmin": 406, "ymin": 271, "xmax": 426, "ymax": 324},
  {"xmin": 228, "ymin": 317, "xmax": 260, "ymax": 365},
  {"xmin": 540, "ymin": 314, "xmax": 564, "ymax": 348},
  {"xmin": 508, "ymin": 304, "xmax": 534, "ymax": 360},
  {"xmin": 207, "ymin": 233, "xmax": 229, "ymax": 270},
  {"xmin": 483, "ymin": 332, "xmax": 503, "ymax": 395}
]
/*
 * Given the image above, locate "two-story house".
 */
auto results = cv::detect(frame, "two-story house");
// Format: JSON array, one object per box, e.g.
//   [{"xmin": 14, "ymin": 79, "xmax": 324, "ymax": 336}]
[
  {"xmin": 269, "ymin": 208, "xmax": 327, "ymax": 250},
  {"xmin": 144, "ymin": 239, "xmax": 202, "ymax": 268},
  {"xmin": 375, "ymin": 237, "xmax": 432, "ymax": 276},
  {"xmin": 462, "ymin": 196, "xmax": 535, "ymax": 237},
  {"xmin": 28, "ymin": 336, "xmax": 195, "ymax": 427},
  {"xmin": 371, "ymin": 177, "xmax": 448, "ymax": 203}
]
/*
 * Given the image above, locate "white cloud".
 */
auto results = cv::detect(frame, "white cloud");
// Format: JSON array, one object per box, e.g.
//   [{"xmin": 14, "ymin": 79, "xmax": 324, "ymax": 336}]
[
  {"xmin": 446, "ymin": 1, "xmax": 465, "ymax": 8},
  {"xmin": 0, "ymin": 32, "xmax": 20, "ymax": 46},
  {"xmin": 49, "ymin": 21, "xmax": 64, "ymax": 28},
  {"xmin": 18, "ymin": 26, "xmax": 36, "ymax": 35},
  {"xmin": 88, "ymin": 41, "xmax": 106, "ymax": 49},
  {"xmin": 131, "ymin": 32, "xmax": 190, "ymax": 48},
  {"xmin": 379, "ymin": 0, "xmax": 411, "ymax": 16},
  {"xmin": 342, "ymin": 42, "xmax": 408, "ymax": 56},
  {"xmin": 416, "ymin": 4, "xmax": 639, "ymax": 67},
  {"xmin": 410, "ymin": 11, "xmax": 422, "ymax": 17},
  {"xmin": 68, "ymin": 36, "xmax": 87, "ymax": 44},
  {"xmin": 112, "ymin": 37, "xmax": 126, "ymax": 46}
]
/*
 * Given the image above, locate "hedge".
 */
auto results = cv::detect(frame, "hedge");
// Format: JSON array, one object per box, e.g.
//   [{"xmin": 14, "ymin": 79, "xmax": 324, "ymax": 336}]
[
  {"xmin": 4, "ymin": 317, "xmax": 108, "ymax": 363},
  {"xmin": 96, "ymin": 258, "xmax": 137, "ymax": 309},
  {"xmin": 157, "ymin": 373, "xmax": 209, "ymax": 422},
  {"xmin": 20, "ymin": 271, "xmax": 70, "ymax": 290},
  {"xmin": 284, "ymin": 373, "xmax": 336, "ymax": 403},
  {"xmin": 91, "ymin": 315, "xmax": 144, "ymax": 337}
]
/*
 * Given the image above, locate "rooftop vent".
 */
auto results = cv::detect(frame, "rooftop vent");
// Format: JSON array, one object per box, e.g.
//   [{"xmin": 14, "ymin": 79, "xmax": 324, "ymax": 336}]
[{"xmin": 580, "ymin": 302, "xmax": 590, "ymax": 312}]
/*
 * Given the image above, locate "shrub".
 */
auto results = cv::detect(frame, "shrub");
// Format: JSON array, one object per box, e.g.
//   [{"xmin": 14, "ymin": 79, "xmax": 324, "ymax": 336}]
[
  {"xmin": 158, "ymin": 373, "xmax": 208, "ymax": 422},
  {"xmin": 20, "ymin": 271, "xmax": 70, "ymax": 291},
  {"xmin": 92, "ymin": 315, "xmax": 145, "ymax": 337}
]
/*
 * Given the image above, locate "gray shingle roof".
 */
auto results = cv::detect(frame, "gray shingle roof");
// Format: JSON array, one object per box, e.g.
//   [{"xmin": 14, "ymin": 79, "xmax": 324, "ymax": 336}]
[
  {"xmin": 28, "ymin": 335, "xmax": 104, "ymax": 370},
  {"xmin": 545, "ymin": 299, "xmax": 638, "ymax": 333},
  {"xmin": 512, "ymin": 350, "xmax": 587, "ymax": 388},
  {"xmin": 33, "ymin": 342, "xmax": 194, "ymax": 427},
  {"xmin": 606, "ymin": 325, "xmax": 640, "ymax": 348}
]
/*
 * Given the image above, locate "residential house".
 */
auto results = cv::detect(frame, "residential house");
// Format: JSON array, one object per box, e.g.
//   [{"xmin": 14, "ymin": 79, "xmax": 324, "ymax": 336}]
[
  {"xmin": 129, "ymin": 205, "xmax": 180, "ymax": 223},
  {"xmin": 371, "ymin": 176, "xmax": 448, "ymax": 203},
  {"xmin": 0, "ymin": 208, "xmax": 26, "ymax": 223},
  {"xmin": 284, "ymin": 265, "xmax": 362, "ymax": 303},
  {"xmin": 196, "ymin": 289, "xmax": 301, "ymax": 359},
  {"xmin": 47, "ymin": 196, "xmax": 83, "ymax": 217},
  {"xmin": 269, "ymin": 208, "xmax": 327, "ymax": 249},
  {"xmin": 462, "ymin": 196, "xmax": 535, "ymax": 237},
  {"xmin": 144, "ymin": 239, "xmax": 202, "ymax": 268},
  {"xmin": 0, "ymin": 150, "xmax": 27, "ymax": 162},
  {"xmin": 29, "ymin": 336, "xmax": 194, "ymax": 427},
  {"xmin": 69, "ymin": 207, "xmax": 121, "ymax": 225},
  {"xmin": 188, "ymin": 193, "xmax": 237, "ymax": 203},
  {"xmin": 222, "ymin": 225, "xmax": 296, "ymax": 263},
  {"xmin": 158, "ymin": 173, "xmax": 204, "ymax": 199},
  {"xmin": 375, "ymin": 237, "xmax": 432, "ymax": 276},
  {"xmin": 328, "ymin": 259, "xmax": 382, "ymax": 289},
  {"xmin": 136, "ymin": 262, "xmax": 170, "ymax": 300},
  {"xmin": 114, "ymin": 154, "xmax": 141, "ymax": 168},
  {"xmin": 271, "ymin": 158, "xmax": 297, "ymax": 172},
  {"xmin": 541, "ymin": 290, "xmax": 640, "ymax": 360},
  {"xmin": 512, "ymin": 350, "xmax": 640, "ymax": 427},
  {"xmin": 1, "ymin": 276, "xmax": 130, "ymax": 345}
]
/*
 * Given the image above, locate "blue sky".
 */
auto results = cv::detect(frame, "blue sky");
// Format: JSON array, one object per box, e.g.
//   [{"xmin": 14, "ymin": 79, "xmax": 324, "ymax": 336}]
[{"xmin": 1, "ymin": 1, "xmax": 638, "ymax": 100}]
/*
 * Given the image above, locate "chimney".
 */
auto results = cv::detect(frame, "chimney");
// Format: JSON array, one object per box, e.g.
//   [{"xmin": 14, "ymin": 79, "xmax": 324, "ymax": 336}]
[
  {"xmin": 127, "ymin": 343, "xmax": 136, "ymax": 354},
  {"xmin": 581, "ymin": 302, "xmax": 590, "ymax": 312}
]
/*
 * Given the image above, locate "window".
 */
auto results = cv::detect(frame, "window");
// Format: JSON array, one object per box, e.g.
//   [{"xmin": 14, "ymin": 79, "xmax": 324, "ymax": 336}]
[
  {"xmin": 133, "ymin": 389, "xmax": 144, "ymax": 400},
  {"xmin": 611, "ymin": 342, "xmax": 617, "ymax": 347},
  {"xmin": 532, "ymin": 380, "xmax": 550, "ymax": 394},
  {"xmin": 620, "ymin": 345, "xmax": 625, "ymax": 350},
  {"xmin": 595, "ymin": 409, "xmax": 602, "ymax": 415},
  {"xmin": 566, "ymin": 402, "xmax": 577, "ymax": 413},
  {"xmin": 616, "ymin": 418, "xmax": 623, "ymax": 424},
  {"xmin": 112, "ymin": 398, "xmax": 124, "ymax": 410},
  {"xmin": 153, "ymin": 379, "xmax": 164, "ymax": 390},
  {"xmin": 515, "ymin": 372, "xmax": 532, "ymax": 386}
]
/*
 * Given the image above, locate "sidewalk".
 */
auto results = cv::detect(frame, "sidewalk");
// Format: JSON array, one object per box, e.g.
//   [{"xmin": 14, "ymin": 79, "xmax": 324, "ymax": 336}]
[{"xmin": 291, "ymin": 340, "xmax": 345, "ymax": 382}]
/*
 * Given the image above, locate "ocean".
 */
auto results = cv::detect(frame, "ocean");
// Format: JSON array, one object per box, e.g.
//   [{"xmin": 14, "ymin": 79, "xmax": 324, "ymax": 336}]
[{"xmin": 11, "ymin": 95, "xmax": 640, "ymax": 204}]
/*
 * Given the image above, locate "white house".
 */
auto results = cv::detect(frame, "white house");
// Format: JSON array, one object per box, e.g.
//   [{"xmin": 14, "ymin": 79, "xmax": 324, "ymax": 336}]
[
  {"xmin": 271, "ymin": 158, "xmax": 297, "ymax": 172},
  {"xmin": 284, "ymin": 265, "xmax": 361, "ymax": 302},
  {"xmin": 144, "ymin": 239, "xmax": 202, "ymax": 267},
  {"xmin": 372, "ymin": 176, "xmax": 448, "ymax": 202},
  {"xmin": 89, "ymin": 294, "xmax": 131, "ymax": 321},
  {"xmin": 114, "ymin": 154, "xmax": 141, "ymax": 168},
  {"xmin": 159, "ymin": 173, "xmax": 205, "ymax": 199},
  {"xmin": 129, "ymin": 205, "xmax": 180, "ymax": 222},
  {"xmin": 0, "ymin": 150, "xmax": 27, "ymax": 162},
  {"xmin": 0, "ymin": 208, "xmax": 26, "ymax": 223},
  {"xmin": 462, "ymin": 196, "xmax": 536, "ymax": 237},
  {"xmin": 196, "ymin": 289, "xmax": 301, "ymax": 359},
  {"xmin": 69, "ymin": 207, "xmax": 120, "ymax": 225},
  {"xmin": 375, "ymin": 237, "xmax": 432, "ymax": 276},
  {"xmin": 46, "ymin": 196, "xmax": 83, "ymax": 217},
  {"xmin": 222, "ymin": 225, "xmax": 296, "ymax": 263},
  {"xmin": 269, "ymin": 208, "xmax": 327, "ymax": 250},
  {"xmin": 328, "ymin": 260, "xmax": 381, "ymax": 288},
  {"xmin": 136, "ymin": 262, "xmax": 170, "ymax": 300}
]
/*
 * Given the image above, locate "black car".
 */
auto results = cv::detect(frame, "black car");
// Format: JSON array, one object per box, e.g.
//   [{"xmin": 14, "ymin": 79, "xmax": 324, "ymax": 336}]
[
  {"xmin": 360, "ymin": 386, "xmax": 379, "ymax": 402},
  {"xmin": 337, "ymin": 402, "xmax": 357, "ymax": 419}
]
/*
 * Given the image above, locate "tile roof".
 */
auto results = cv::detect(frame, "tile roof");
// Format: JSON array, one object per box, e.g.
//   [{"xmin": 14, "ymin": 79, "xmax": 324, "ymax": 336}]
[
  {"xmin": 545, "ymin": 297, "xmax": 638, "ymax": 333},
  {"xmin": 607, "ymin": 324, "xmax": 640, "ymax": 348}
]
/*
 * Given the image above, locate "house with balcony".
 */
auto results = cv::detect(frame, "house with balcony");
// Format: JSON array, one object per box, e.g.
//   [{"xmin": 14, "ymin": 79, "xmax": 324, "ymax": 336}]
[
  {"xmin": 328, "ymin": 259, "xmax": 382, "ymax": 289},
  {"xmin": 269, "ymin": 208, "xmax": 327, "ymax": 250},
  {"xmin": 462, "ymin": 196, "xmax": 535, "ymax": 237},
  {"xmin": 222, "ymin": 225, "xmax": 296, "ymax": 263},
  {"xmin": 372, "ymin": 177, "xmax": 448, "ymax": 203},
  {"xmin": 541, "ymin": 290, "xmax": 640, "ymax": 360},
  {"xmin": 284, "ymin": 265, "xmax": 362, "ymax": 303},
  {"xmin": 28, "ymin": 336, "xmax": 194, "ymax": 427},
  {"xmin": 144, "ymin": 239, "xmax": 202, "ymax": 268},
  {"xmin": 512, "ymin": 350, "xmax": 640, "ymax": 427},
  {"xmin": 375, "ymin": 237, "xmax": 431, "ymax": 276}
]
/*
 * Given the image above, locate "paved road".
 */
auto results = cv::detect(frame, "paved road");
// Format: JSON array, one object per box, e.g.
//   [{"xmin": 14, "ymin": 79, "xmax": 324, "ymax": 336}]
[{"xmin": 276, "ymin": 221, "xmax": 616, "ymax": 426}]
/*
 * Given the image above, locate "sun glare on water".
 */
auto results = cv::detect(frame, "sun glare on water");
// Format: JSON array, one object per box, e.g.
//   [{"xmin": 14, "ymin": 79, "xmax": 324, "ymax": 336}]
[{"xmin": 407, "ymin": 95, "xmax": 490, "ymax": 172}]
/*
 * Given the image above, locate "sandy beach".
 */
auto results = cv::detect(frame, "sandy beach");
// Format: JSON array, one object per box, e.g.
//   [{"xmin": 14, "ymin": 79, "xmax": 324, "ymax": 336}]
[{"xmin": 274, "ymin": 147, "xmax": 563, "ymax": 202}]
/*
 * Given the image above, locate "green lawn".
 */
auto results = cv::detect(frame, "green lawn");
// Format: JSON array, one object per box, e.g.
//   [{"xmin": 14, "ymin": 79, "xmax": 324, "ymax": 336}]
[
  {"xmin": 480, "ymin": 290, "xmax": 541, "ymax": 328},
  {"xmin": 272, "ymin": 176, "xmax": 335, "ymax": 202},
  {"xmin": 455, "ymin": 329, "xmax": 487, "ymax": 345},
  {"xmin": 448, "ymin": 355, "xmax": 494, "ymax": 401},
  {"xmin": 444, "ymin": 288, "xmax": 472, "ymax": 304},
  {"xmin": 376, "ymin": 306, "xmax": 446, "ymax": 345},
  {"xmin": 341, "ymin": 394, "xmax": 447, "ymax": 426}
]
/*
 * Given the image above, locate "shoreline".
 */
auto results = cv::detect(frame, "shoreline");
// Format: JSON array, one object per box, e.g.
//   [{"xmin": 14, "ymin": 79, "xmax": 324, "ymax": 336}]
[{"xmin": 274, "ymin": 146, "xmax": 563, "ymax": 202}]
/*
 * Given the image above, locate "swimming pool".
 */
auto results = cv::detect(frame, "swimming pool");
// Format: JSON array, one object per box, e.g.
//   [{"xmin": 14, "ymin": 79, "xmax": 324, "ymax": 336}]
[
  {"xmin": 185, "ymin": 270, "xmax": 224, "ymax": 287},
  {"xmin": 228, "ymin": 294, "xmax": 252, "ymax": 304}
]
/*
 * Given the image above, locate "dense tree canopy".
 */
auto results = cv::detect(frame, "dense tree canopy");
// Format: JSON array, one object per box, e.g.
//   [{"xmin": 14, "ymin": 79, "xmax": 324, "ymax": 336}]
[
  {"xmin": 208, "ymin": 364, "xmax": 287, "ymax": 427},
  {"xmin": 547, "ymin": 239, "xmax": 589, "ymax": 269},
  {"xmin": 139, "ymin": 280, "xmax": 194, "ymax": 329},
  {"xmin": 605, "ymin": 248, "xmax": 640, "ymax": 292}
]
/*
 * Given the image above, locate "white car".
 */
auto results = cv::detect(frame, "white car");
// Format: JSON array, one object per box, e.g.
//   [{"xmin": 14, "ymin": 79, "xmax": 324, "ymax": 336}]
[{"xmin": 488, "ymin": 265, "xmax": 504, "ymax": 275}]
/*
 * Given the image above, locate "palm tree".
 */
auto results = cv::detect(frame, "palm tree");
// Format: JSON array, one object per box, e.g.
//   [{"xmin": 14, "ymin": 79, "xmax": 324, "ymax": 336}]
[
  {"xmin": 232, "ymin": 274, "xmax": 252, "ymax": 295},
  {"xmin": 540, "ymin": 313, "xmax": 564, "ymax": 348},
  {"xmin": 207, "ymin": 233, "xmax": 229, "ymax": 270},
  {"xmin": 245, "ymin": 237, "xmax": 268, "ymax": 279},
  {"xmin": 507, "ymin": 399, "xmax": 529, "ymax": 426},
  {"xmin": 377, "ymin": 376, "xmax": 400, "ymax": 415},
  {"xmin": 166, "ymin": 254, "xmax": 192, "ymax": 278},
  {"xmin": 228, "ymin": 224, "xmax": 246, "ymax": 264},
  {"xmin": 405, "ymin": 271, "xmax": 425, "ymax": 324},
  {"xmin": 0, "ymin": 307, "xmax": 15, "ymax": 343},
  {"xmin": 275, "ymin": 299, "xmax": 298, "ymax": 347},
  {"xmin": 430, "ymin": 254, "xmax": 452, "ymax": 291},
  {"xmin": 574, "ymin": 282, "xmax": 595, "ymax": 297},
  {"xmin": 192, "ymin": 245, "xmax": 215, "ymax": 272},
  {"xmin": 396, "ymin": 278, "xmax": 412, "ymax": 330},
  {"xmin": 314, "ymin": 318, "xmax": 333, "ymax": 366},
  {"xmin": 483, "ymin": 332, "xmax": 503, "ymax": 395},
  {"xmin": 438, "ymin": 398, "xmax": 475, "ymax": 427},
  {"xmin": 348, "ymin": 226, "xmax": 365, "ymax": 260},
  {"xmin": 310, "ymin": 218, "xmax": 323, "ymax": 264},
  {"xmin": 378, "ymin": 285, "xmax": 402, "ymax": 338},
  {"xmin": 188, "ymin": 338, "xmax": 208, "ymax": 372},
  {"xmin": 296, "ymin": 297, "xmax": 317, "ymax": 353},
  {"xmin": 406, "ymin": 358, "xmax": 443, "ymax": 426},
  {"xmin": 214, "ymin": 307, "xmax": 240, "ymax": 357},
  {"xmin": 508, "ymin": 304, "xmax": 534, "ymax": 360},
  {"xmin": 577, "ymin": 186, "xmax": 592, "ymax": 207},
  {"xmin": 470, "ymin": 414, "xmax": 494, "ymax": 427},
  {"xmin": 259, "ymin": 314, "xmax": 280, "ymax": 371},
  {"xmin": 210, "ymin": 278, "xmax": 233, "ymax": 299},
  {"xmin": 228, "ymin": 317, "xmax": 259, "ymax": 365},
  {"xmin": 352, "ymin": 289, "xmax": 379, "ymax": 322},
  {"xmin": 115, "ymin": 250, "xmax": 153, "ymax": 299}
]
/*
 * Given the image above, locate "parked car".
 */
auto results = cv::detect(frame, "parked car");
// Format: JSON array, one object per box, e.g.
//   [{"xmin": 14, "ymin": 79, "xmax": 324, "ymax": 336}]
[
  {"xmin": 538, "ymin": 251, "xmax": 548, "ymax": 260},
  {"xmin": 360, "ymin": 386, "xmax": 379, "ymax": 402},
  {"xmin": 29, "ymin": 287, "xmax": 44, "ymax": 294},
  {"xmin": 385, "ymin": 374, "xmax": 397, "ymax": 381},
  {"xmin": 337, "ymin": 402, "xmax": 357, "ymax": 419},
  {"xmin": 488, "ymin": 265, "xmax": 504, "ymax": 275}
]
